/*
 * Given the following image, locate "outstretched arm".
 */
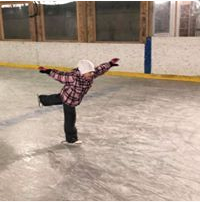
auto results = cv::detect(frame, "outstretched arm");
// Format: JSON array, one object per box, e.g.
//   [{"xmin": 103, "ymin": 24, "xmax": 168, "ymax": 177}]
[
  {"xmin": 93, "ymin": 58, "xmax": 120, "ymax": 78},
  {"xmin": 38, "ymin": 66, "xmax": 74, "ymax": 84}
]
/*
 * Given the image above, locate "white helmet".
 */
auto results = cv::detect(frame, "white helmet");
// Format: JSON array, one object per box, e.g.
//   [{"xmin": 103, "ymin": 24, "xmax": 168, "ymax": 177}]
[{"xmin": 77, "ymin": 60, "xmax": 95, "ymax": 75}]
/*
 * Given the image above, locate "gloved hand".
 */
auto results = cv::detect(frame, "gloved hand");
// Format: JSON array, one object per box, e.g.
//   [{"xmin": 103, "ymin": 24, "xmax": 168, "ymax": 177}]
[
  {"xmin": 38, "ymin": 66, "xmax": 52, "ymax": 74},
  {"xmin": 109, "ymin": 58, "xmax": 120, "ymax": 67}
]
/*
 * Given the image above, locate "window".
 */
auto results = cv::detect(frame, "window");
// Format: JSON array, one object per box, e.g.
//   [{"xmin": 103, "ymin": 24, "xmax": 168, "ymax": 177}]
[
  {"xmin": 43, "ymin": 1, "xmax": 77, "ymax": 40},
  {"xmin": 153, "ymin": 1, "xmax": 171, "ymax": 35},
  {"xmin": 0, "ymin": 1, "xmax": 151, "ymax": 42},
  {"xmin": 178, "ymin": 1, "xmax": 200, "ymax": 36},
  {"xmin": 153, "ymin": 1, "xmax": 200, "ymax": 37},
  {"xmin": 1, "ymin": 3, "xmax": 30, "ymax": 39},
  {"xmin": 95, "ymin": 1, "xmax": 140, "ymax": 41}
]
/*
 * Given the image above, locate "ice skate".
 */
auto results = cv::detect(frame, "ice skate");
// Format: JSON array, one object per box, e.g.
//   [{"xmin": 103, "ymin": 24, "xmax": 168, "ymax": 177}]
[
  {"xmin": 61, "ymin": 140, "xmax": 82, "ymax": 146},
  {"xmin": 37, "ymin": 94, "xmax": 43, "ymax": 107}
]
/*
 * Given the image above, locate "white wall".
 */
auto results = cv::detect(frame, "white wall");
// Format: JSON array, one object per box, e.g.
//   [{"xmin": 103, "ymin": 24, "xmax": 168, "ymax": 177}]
[
  {"xmin": 0, "ymin": 41, "xmax": 144, "ymax": 73},
  {"xmin": 1, "ymin": 38, "xmax": 200, "ymax": 76},
  {"xmin": 152, "ymin": 37, "xmax": 200, "ymax": 76}
]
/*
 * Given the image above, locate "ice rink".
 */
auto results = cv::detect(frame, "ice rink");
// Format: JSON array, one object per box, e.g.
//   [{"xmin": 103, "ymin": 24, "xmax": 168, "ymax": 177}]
[{"xmin": 0, "ymin": 67, "xmax": 200, "ymax": 200}]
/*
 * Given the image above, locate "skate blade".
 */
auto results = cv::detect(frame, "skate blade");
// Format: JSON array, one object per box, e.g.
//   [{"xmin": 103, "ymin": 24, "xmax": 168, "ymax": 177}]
[{"xmin": 61, "ymin": 140, "xmax": 82, "ymax": 146}]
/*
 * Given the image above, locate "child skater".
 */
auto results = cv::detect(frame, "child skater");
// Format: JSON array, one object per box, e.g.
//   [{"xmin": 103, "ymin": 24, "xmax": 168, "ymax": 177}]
[{"xmin": 38, "ymin": 58, "xmax": 120, "ymax": 145}]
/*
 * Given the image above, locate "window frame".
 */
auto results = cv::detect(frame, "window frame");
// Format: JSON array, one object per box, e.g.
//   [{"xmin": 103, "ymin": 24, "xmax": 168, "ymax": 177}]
[
  {"xmin": 0, "ymin": 1, "xmax": 36, "ymax": 41},
  {"xmin": 91, "ymin": 1, "xmax": 152, "ymax": 43}
]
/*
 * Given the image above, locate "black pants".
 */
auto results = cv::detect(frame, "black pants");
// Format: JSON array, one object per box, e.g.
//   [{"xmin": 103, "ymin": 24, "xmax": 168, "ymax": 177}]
[{"xmin": 39, "ymin": 94, "xmax": 78, "ymax": 143}]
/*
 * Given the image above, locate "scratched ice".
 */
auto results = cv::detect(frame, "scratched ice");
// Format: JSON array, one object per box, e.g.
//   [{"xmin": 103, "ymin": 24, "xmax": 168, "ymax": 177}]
[{"xmin": 0, "ymin": 67, "xmax": 200, "ymax": 200}]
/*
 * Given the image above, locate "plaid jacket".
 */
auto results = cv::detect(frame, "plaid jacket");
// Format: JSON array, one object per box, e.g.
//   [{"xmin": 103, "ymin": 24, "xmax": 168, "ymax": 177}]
[{"xmin": 49, "ymin": 62, "xmax": 112, "ymax": 107}]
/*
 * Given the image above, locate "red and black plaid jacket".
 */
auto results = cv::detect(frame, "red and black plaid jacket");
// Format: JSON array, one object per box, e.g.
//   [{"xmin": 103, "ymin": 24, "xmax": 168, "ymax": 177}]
[{"xmin": 49, "ymin": 62, "xmax": 112, "ymax": 107}]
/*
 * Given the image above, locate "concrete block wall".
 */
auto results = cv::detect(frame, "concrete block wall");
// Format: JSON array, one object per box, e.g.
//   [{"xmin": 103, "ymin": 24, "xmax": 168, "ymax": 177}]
[{"xmin": 0, "ymin": 41, "xmax": 144, "ymax": 73}]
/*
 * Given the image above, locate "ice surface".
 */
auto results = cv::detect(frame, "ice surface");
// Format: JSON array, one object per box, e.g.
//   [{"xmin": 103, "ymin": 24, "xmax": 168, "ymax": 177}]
[{"xmin": 0, "ymin": 67, "xmax": 200, "ymax": 200}]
